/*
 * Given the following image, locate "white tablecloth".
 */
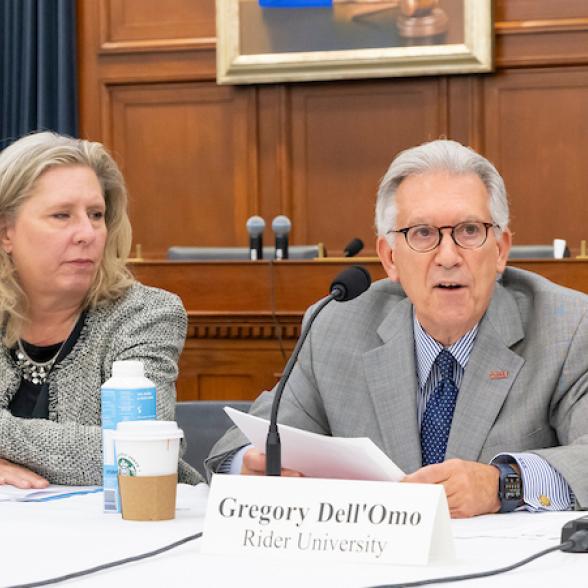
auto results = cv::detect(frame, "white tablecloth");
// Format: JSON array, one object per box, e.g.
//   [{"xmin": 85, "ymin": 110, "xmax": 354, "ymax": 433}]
[{"xmin": 1, "ymin": 484, "xmax": 586, "ymax": 588}]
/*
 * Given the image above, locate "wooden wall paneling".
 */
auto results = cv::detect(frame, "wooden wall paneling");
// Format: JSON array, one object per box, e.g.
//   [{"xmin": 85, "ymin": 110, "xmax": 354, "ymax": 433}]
[
  {"xmin": 78, "ymin": 0, "xmax": 103, "ymax": 140},
  {"xmin": 497, "ymin": 24, "xmax": 588, "ymax": 69},
  {"xmin": 178, "ymin": 339, "xmax": 295, "ymax": 401},
  {"xmin": 494, "ymin": 1, "xmax": 588, "ymax": 69},
  {"xmin": 130, "ymin": 260, "xmax": 388, "ymax": 312},
  {"xmin": 483, "ymin": 68, "xmax": 588, "ymax": 250},
  {"xmin": 257, "ymin": 85, "xmax": 292, "ymax": 222},
  {"xmin": 446, "ymin": 75, "xmax": 484, "ymax": 150},
  {"xmin": 130, "ymin": 260, "xmax": 588, "ymax": 316},
  {"xmin": 131, "ymin": 262, "xmax": 275, "ymax": 311},
  {"xmin": 289, "ymin": 78, "xmax": 449, "ymax": 257},
  {"xmin": 101, "ymin": 0, "xmax": 215, "ymax": 50},
  {"xmin": 508, "ymin": 260, "xmax": 588, "ymax": 294},
  {"xmin": 177, "ymin": 294, "xmax": 302, "ymax": 401},
  {"xmin": 495, "ymin": 0, "xmax": 588, "ymax": 22},
  {"xmin": 79, "ymin": 0, "xmax": 588, "ymax": 260},
  {"xmin": 107, "ymin": 82, "xmax": 257, "ymax": 258},
  {"xmin": 79, "ymin": 0, "xmax": 246, "ymax": 258},
  {"xmin": 78, "ymin": 0, "xmax": 217, "ymax": 140},
  {"xmin": 91, "ymin": 51, "xmax": 217, "ymax": 87}
]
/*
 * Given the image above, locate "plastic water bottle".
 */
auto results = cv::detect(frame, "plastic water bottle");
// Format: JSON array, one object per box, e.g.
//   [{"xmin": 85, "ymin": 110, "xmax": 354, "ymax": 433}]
[{"xmin": 101, "ymin": 360, "xmax": 156, "ymax": 513}]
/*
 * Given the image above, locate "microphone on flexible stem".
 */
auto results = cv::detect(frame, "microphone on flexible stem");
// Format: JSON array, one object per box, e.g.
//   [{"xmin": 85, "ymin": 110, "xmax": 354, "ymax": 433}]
[
  {"xmin": 343, "ymin": 238, "xmax": 364, "ymax": 258},
  {"xmin": 265, "ymin": 265, "xmax": 372, "ymax": 476},
  {"xmin": 272, "ymin": 215, "xmax": 291, "ymax": 260},
  {"xmin": 246, "ymin": 216, "xmax": 265, "ymax": 260}
]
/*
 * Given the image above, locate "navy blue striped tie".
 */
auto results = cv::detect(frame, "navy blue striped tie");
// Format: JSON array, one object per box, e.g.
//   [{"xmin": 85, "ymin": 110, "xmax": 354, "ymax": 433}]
[{"xmin": 421, "ymin": 349, "xmax": 459, "ymax": 466}]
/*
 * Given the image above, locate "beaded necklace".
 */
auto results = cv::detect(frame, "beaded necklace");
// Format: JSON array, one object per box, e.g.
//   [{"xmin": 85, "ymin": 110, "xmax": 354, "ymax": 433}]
[
  {"xmin": 14, "ymin": 313, "xmax": 81, "ymax": 385},
  {"xmin": 15, "ymin": 339, "xmax": 66, "ymax": 385}
]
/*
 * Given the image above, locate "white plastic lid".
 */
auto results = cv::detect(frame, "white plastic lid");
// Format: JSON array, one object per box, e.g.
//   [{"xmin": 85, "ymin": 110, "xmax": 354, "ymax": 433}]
[
  {"xmin": 113, "ymin": 420, "xmax": 184, "ymax": 441},
  {"xmin": 112, "ymin": 360, "xmax": 144, "ymax": 378}
]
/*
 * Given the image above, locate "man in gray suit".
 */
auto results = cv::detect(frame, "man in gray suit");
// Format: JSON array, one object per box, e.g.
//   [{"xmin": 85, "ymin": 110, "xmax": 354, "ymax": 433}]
[{"xmin": 207, "ymin": 140, "xmax": 588, "ymax": 517}]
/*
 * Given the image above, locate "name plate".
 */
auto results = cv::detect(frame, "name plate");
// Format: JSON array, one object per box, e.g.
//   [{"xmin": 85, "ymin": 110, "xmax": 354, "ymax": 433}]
[{"xmin": 202, "ymin": 475, "xmax": 454, "ymax": 565}]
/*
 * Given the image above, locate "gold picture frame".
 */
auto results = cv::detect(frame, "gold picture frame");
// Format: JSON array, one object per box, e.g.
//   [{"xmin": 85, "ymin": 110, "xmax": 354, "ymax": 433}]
[{"xmin": 216, "ymin": 0, "xmax": 493, "ymax": 85}]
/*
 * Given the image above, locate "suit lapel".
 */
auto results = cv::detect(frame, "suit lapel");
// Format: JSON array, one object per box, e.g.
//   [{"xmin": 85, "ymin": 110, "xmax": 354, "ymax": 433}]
[
  {"xmin": 363, "ymin": 298, "xmax": 423, "ymax": 474},
  {"xmin": 446, "ymin": 283, "xmax": 525, "ymax": 461}
]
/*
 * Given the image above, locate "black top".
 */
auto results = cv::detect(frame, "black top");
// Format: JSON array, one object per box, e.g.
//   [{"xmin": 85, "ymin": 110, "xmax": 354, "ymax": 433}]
[{"xmin": 9, "ymin": 313, "xmax": 86, "ymax": 419}]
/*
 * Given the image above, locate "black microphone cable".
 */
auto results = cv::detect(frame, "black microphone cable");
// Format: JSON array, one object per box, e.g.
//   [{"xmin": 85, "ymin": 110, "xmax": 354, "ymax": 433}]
[
  {"xmin": 268, "ymin": 258, "xmax": 288, "ymax": 362},
  {"xmin": 4, "ymin": 531, "xmax": 202, "ymax": 588}
]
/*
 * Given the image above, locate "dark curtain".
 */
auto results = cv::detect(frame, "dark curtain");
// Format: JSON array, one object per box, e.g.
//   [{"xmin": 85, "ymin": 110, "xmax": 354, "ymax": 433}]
[{"xmin": 0, "ymin": 0, "xmax": 78, "ymax": 150}]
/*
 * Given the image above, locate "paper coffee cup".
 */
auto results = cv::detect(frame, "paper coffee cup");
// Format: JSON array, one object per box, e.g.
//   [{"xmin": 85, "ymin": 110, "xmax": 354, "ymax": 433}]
[
  {"xmin": 114, "ymin": 421, "xmax": 184, "ymax": 521},
  {"xmin": 553, "ymin": 239, "xmax": 567, "ymax": 259}
]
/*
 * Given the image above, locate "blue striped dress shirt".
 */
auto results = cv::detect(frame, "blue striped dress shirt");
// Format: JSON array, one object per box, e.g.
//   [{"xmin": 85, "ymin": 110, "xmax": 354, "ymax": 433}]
[{"xmin": 413, "ymin": 314, "xmax": 572, "ymax": 511}]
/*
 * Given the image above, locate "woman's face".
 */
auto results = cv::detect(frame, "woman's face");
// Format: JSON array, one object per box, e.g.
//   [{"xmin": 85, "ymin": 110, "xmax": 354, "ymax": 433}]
[{"xmin": 1, "ymin": 165, "xmax": 107, "ymax": 307}]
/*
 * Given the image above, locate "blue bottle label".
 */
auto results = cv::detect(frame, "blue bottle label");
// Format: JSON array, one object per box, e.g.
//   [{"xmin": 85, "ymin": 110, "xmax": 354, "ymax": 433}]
[{"xmin": 101, "ymin": 387, "xmax": 156, "ymax": 513}]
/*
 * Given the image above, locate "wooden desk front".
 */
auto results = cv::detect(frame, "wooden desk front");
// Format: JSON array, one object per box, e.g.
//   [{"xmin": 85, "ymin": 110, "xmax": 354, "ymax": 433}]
[{"xmin": 130, "ymin": 259, "xmax": 588, "ymax": 401}]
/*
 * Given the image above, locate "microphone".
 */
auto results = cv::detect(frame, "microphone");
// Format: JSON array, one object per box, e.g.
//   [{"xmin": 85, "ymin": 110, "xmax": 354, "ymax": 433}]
[
  {"xmin": 265, "ymin": 265, "xmax": 372, "ymax": 475},
  {"xmin": 343, "ymin": 238, "xmax": 364, "ymax": 258},
  {"xmin": 272, "ymin": 215, "xmax": 291, "ymax": 260},
  {"xmin": 561, "ymin": 515, "xmax": 588, "ymax": 552},
  {"xmin": 246, "ymin": 216, "xmax": 265, "ymax": 260}
]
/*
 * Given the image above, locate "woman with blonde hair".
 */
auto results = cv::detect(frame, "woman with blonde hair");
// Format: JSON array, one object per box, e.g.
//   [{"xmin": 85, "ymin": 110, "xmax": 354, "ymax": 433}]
[{"xmin": 0, "ymin": 131, "xmax": 202, "ymax": 487}]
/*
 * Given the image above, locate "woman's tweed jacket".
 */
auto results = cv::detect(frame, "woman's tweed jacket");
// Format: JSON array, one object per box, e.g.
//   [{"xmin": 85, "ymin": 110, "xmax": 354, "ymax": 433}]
[{"xmin": 0, "ymin": 282, "xmax": 203, "ymax": 485}]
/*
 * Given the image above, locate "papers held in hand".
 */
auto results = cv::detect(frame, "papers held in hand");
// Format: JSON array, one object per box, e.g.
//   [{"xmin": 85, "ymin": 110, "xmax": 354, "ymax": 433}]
[{"xmin": 224, "ymin": 407, "xmax": 405, "ymax": 481}]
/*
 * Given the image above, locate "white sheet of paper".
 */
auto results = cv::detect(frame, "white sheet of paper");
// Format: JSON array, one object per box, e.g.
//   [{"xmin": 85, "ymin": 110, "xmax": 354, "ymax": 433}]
[
  {"xmin": 0, "ymin": 484, "xmax": 101, "ymax": 502},
  {"xmin": 225, "ymin": 407, "xmax": 405, "ymax": 481},
  {"xmin": 451, "ymin": 511, "xmax": 574, "ymax": 540}
]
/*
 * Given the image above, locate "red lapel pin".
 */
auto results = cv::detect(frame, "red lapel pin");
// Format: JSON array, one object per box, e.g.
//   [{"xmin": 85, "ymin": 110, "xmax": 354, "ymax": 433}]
[{"xmin": 489, "ymin": 370, "xmax": 509, "ymax": 380}]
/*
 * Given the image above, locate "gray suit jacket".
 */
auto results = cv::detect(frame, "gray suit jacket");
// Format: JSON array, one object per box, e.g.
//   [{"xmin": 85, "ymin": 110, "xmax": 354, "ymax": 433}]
[{"xmin": 207, "ymin": 267, "xmax": 588, "ymax": 507}]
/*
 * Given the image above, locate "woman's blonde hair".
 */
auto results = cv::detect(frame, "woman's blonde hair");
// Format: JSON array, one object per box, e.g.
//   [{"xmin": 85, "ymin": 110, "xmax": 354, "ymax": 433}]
[{"xmin": 0, "ymin": 131, "xmax": 134, "ymax": 345}]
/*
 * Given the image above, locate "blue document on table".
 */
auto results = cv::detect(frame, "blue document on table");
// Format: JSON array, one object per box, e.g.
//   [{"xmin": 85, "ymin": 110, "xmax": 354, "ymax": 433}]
[{"xmin": 0, "ymin": 484, "xmax": 102, "ymax": 502}]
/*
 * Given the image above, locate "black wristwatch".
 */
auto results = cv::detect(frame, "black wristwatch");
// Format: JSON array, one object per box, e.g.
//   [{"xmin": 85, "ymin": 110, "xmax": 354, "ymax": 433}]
[{"xmin": 492, "ymin": 461, "xmax": 523, "ymax": 513}]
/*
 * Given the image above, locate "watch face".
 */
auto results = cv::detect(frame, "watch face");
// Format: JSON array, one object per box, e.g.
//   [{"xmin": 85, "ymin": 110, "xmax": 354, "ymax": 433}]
[{"xmin": 504, "ymin": 473, "xmax": 522, "ymax": 500}]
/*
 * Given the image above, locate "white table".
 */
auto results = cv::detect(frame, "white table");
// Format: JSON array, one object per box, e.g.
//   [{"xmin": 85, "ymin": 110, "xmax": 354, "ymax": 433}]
[{"xmin": 1, "ymin": 484, "xmax": 587, "ymax": 588}]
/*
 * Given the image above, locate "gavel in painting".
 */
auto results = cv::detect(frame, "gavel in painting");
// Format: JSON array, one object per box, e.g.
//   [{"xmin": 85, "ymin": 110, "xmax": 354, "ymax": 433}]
[{"xmin": 397, "ymin": 0, "xmax": 449, "ymax": 38}]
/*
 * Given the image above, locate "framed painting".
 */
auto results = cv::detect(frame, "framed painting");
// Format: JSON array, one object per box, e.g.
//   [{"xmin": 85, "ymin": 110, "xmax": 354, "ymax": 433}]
[{"xmin": 216, "ymin": 0, "xmax": 493, "ymax": 85}]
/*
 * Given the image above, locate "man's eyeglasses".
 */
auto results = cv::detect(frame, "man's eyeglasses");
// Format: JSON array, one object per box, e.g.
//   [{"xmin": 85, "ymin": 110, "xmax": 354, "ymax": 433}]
[{"xmin": 388, "ymin": 221, "xmax": 498, "ymax": 253}]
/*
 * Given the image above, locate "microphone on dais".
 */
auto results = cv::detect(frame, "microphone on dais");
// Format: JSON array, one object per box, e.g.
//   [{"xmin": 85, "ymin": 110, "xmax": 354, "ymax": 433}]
[
  {"xmin": 246, "ymin": 216, "xmax": 265, "ymax": 260},
  {"xmin": 343, "ymin": 238, "xmax": 364, "ymax": 258},
  {"xmin": 272, "ymin": 215, "xmax": 291, "ymax": 260}
]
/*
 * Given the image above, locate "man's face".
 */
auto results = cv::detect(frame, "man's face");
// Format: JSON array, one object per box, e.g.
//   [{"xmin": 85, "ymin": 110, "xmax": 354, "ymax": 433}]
[{"xmin": 377, "ymin": 171, "xmax": 511, "ymax": 345}]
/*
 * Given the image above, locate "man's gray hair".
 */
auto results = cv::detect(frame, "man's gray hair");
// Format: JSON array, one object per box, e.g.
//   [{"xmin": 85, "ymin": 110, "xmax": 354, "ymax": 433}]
[{"xmin": 375, "ymin": 140, "xmax": 509, "ymax": 239}]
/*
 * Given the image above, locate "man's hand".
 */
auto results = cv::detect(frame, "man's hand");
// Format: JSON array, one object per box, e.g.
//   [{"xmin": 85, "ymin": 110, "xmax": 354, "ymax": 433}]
[
  {"xmin": 0, "ymin": 458, "xmax": 49, "ymax": 489},
  {"xmin": 241, "ymin": 448, "xmax": 304, "ymax": 477},
  {"xmin": 401, "ymin": 458, "xmax": 500, "ymax": 518}
]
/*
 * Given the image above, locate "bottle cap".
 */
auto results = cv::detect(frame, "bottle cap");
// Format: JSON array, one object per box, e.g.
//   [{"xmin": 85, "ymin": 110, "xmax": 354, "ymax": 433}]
[{"xmin": 112, "ymin": 360, "xmax": 144, "ymax": 378}]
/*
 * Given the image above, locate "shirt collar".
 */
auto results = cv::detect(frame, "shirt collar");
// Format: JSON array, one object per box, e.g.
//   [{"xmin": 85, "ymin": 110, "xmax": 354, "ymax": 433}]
[{"xmin": 413, "ymin": 311, "xmax": 479, "ymax": 389}]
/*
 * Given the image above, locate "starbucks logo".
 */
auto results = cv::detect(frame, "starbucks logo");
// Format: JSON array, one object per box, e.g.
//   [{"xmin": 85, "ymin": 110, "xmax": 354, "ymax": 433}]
[{"xmin": 117, "ymin": 455, "xmax": 138, "ymax": 476}]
